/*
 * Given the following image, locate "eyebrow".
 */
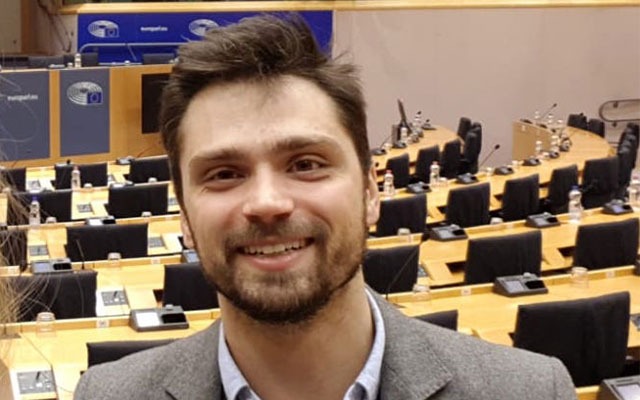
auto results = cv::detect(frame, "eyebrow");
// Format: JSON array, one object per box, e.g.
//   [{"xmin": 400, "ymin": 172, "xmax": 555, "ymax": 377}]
[{"xmin": 189, "ymin": 134, "xmax": 343, "ymax": 167}]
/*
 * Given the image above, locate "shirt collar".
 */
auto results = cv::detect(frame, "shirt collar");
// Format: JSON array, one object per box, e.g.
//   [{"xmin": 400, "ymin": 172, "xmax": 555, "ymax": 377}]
[{"xmin": 218, "ymin": 288, "xmax": 386, "ymax": 400}]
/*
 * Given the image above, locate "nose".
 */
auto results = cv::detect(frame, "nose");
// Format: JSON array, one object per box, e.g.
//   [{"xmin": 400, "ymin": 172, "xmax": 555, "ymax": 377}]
[{"xmin": 241, "ymin": 169, "xmax": 294, "ymax": 224}]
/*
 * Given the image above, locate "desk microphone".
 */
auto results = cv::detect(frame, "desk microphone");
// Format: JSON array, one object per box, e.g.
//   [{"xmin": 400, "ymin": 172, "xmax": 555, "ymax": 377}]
[
  {"xmin": 371, "ymin": 131, "xmax": 395, "ymax": 156},
  {"xmin": 75, "ymin": 239, "xmax": 86, "ymax": 270},
  {"xmin": 539, "ymin": 103, "xmax": 558, "ymax": 122},
  {"xmin": 383, "ymin": 232, "xmax": 429, "ymax": 301},
  {"xmin": 479, "ymin": 144, "xmax": 501, "ymax": 167}
]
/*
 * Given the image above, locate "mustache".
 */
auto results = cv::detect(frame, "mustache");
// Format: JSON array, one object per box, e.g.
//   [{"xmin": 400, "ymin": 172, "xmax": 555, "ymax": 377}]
[{"xmin": 224, "ymin": 219, "xmax": 328, "ymax": 250}]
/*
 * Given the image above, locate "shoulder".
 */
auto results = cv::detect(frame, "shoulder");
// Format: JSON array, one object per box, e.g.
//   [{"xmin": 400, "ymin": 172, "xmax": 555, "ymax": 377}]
[
  {"xmin": 376, "ymin": 296, "xmax": 576, "ymax": 400},
  {"xmin": 74, "ymin": 323, "xmax": 220, "ymax": 400}
]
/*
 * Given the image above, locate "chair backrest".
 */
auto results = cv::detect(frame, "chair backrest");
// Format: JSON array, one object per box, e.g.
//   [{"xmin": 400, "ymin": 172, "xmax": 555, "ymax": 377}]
[
  {"xmin": 567, "ymin": 113, "xmax": 588, "ymax": 130},
  {"xmin": 128, "ymin": 156, "xmax": 171, "ymax": 183},
  {"xmin": 581, "ymin": 156, "xmax": 620, "ymax": 209},
  {"xmin": 501, "ymin": 174, "xmax": 540, "ymax": 222},
  {"xmin": 0, "ymin": 167, "xmax": 26, "ymax": 191},
  {"xmin": 625, "ymin": 122, "xmax": 639, "ymax": 144},
  {"xmin": 457, "ymin": 117, "xmax": 472, "ymax": 141},
  {"xmin": 413, "ymin": 145, "xmax": 440, "ymax": 183},
  {"xmin": 617, "ymin": 142, "xmax": 635, "ymax": 196},
  {"xmin": 574, "ymin": 218, "xmax": 639, "ymax": 270},
  {"xmin": 11, "ymin": 270, "xmax": 97, "ymax": 321},
  {"xmin": 375, "ymin": 194, "xmax": 426, "ymax": 237},
  {"xmin": 163, "ymin": 262, "xmax": 218, "ymax": 311},
  {"xmin": 87, "ymin": 339, "xmax": 174, "ymax": 367},
  {"xmin": 440, "ymin": 140, "xmax": 461, "ymax": 179},
  {"xmin": 55, "ymin": 163, "xmax": 108, "ymax": 189},
  {"xmin": 587, "ymin": 118, "xmax": 605, "ymax": 138},
  {"xmin": 619, "ymin": 125, "xmax": 639, "ymax": 151},
  {"xmin": 142, "ymin": 53, "xmax": 175, "ymax": 65},
  {"xmin": 28, "ymin": 55, "xmax": 64, "ymax": 69},
  {"xmin": 362, "ymin": 245, "xmax": 419, "ymax": 294},
  {"xmin": 464, "ymin": 230, "xmax": 542, "ymax": 284},
  {"xmin": 545, "ymin": 165, "xmax": 579, "ymax": 214},
  {"xmin": 11, "ymin": 190, "xmax": 73, "ymax": 225},
  {"xmin": 107, "ymin": 183, "xmax": 169, "ymax": 218},
  {"xmin": 445, "ymin": 182, "xmax": 491, "ymax": 228},
  {"xmin": 460, "ymin": 131, "xmax": 481, "ymax": 174},
  {"xmin": 513, "ymin": 291, "xmax": 630, "ymax": 386},
  {"xmin": 414, "ymin": 309, "xmax": 458, "ymax": 331},
  {"xmin": 384, "ymin": 153, "xmax": 410, "ymax": 188},
  {"xmin": 81, "ymin": 52, "xmax": 99, "ymax": 67},
  {"xmin": 66, "ymin": 223, "xmax": 148, "ymax": 261},
  {"xmin": 0, "ymin": 228, "xmax": 28, "ymax": 270}
]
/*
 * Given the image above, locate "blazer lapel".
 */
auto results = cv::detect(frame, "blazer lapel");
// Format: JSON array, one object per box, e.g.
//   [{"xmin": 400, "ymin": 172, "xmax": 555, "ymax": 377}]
[
  {"xmin": 375, "ymin": 295, "xmax": 453, "ymax": 400},
  {"xmin": 160, "ymin": 321, "xmax": 225, "ymax": 400}
]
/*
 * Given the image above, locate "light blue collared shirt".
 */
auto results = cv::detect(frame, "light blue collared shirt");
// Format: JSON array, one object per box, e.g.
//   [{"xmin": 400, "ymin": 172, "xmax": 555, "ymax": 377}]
[{"xmin": 218, "ymin": 289, "xmax": 386, "ymax": 400}]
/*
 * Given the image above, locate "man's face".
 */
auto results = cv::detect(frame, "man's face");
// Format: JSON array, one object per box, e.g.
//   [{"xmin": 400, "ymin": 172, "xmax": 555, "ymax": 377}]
[{"xmin": 178, "ymin": 76, "xmax": 379, "ymax": 324}]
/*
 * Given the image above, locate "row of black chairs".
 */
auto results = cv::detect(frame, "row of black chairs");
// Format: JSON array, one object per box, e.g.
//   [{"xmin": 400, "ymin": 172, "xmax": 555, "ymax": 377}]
[
  {"xmin": 567, "ymin": 112, "xmax": 607, "ymax": 138},
  {"xmin": 6, "ymin": 183, "xmax": 170, "ymax": 225}
]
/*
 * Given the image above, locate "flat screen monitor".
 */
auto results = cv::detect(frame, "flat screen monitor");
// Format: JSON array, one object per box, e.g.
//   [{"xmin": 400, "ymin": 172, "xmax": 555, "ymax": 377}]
[
  {"xmin": 141, "ymin": 73, "xmax": 170, "ymax": 134},
  {"xmin": 108, "ymin": 183, "xmax": 168, "ymax": 218},
  {"xmin": 66, "ymin": 223, "xmax": 148, "ymax": 261}
]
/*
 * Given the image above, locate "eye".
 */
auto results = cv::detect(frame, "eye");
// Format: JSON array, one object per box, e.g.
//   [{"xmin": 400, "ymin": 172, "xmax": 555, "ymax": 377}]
[
  {"xmin": 202, "ymin": 168, "xmax": 246, "ymax": 188},
  {"xmin": 289, "ymin": 158, "xmax": 324, "ymax": 173}
]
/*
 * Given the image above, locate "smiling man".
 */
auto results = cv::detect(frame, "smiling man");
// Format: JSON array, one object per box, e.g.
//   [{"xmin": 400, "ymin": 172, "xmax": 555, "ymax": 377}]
[{"xmin": 75, "ymin": 14, "xmax": 576, "ymax": 400}]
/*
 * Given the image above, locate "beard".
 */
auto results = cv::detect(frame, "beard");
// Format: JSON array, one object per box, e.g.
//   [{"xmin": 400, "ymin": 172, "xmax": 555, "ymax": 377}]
[{"xmin": 193, "ymin": 214, "xmax": 368, "ymax": 326}]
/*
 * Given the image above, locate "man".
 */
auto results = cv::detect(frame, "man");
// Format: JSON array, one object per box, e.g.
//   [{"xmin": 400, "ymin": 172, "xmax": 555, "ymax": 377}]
[{"xmin": 75, "ymin": 15, "xmax": 576, "ymax": 400}]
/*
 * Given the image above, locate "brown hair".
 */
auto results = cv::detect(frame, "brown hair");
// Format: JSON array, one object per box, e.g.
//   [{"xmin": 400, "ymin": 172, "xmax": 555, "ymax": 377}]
[{"xmin": 160, "ymin": 13, "xmax": 370, "ymax": 206}]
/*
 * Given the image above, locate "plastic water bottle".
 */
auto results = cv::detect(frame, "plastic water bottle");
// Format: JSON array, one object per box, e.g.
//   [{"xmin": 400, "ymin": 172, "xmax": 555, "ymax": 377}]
[
  {"xmin": 399, "ymin": 126, "xmax": 409, "ymax": 143},
  {"xmin": 383, "ymin": 169, "xmax": 395, "ymax": 197},
  {"xmin": 534, "ymin": 140, "xmax": 543, "ymax": 158},
  {"xmin": 29, "ymin": 197, "xmax": 41, "ymax": 226},
  {"xmin": 429, "ymin": 161, "xmax": 440, "ymax": 185},
  {"xmin": 71, "ymin": 165, "xmax": 81, "ymax": 189},
  {"xmin": 412, "ymin": 111, "xmax": 423, "ymax": 136},
  {"xmin": 568, "ymin": 186, "xmax": 583, "ymax": 223},
  {"xmin": 533, "ymin": 111, "xmax": 541, "ymax": 125},
  {"xmin": 74, "ymin": 53, "xmax": 82, "ymax": 68},
  {"xmin": 628, "ymin": 176, "xmax": 640, "ymax": 208}
]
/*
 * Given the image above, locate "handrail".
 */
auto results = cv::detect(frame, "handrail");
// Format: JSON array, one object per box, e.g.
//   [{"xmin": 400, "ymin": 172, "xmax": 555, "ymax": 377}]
[{"xmin": 598, "ymin": 98, "xmax": 640, "ymax": 126}]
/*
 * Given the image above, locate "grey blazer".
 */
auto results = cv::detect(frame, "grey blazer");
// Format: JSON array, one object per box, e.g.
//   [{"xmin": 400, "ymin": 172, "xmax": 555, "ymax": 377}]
[{"xmin": 75, "ymin": 294, "xmax": 576, "ymax": 400}]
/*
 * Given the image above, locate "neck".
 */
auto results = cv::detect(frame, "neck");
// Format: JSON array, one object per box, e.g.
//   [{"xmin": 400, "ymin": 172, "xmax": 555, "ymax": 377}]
[{"xmin": 220, "ymin": 272, "xmax": 374, "ymax": 400}]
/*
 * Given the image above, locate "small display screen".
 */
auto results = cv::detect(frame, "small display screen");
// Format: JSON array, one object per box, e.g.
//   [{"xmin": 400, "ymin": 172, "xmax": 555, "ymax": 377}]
[{"xmin": 616, "ymin": 383, "xmax": 640, "ymax": 399}]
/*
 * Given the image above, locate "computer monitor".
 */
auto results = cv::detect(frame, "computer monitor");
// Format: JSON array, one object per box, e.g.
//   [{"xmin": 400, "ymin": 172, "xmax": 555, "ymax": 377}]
[
  {"xmin": 55, "ymin": 162, "xmax": 108, "ymax": 189},
  {"xmin": 107, "ymin": 183, "xmax": 168, "ymax": 218},
  {"xmin": 66, "ymin": 223, "xmax": 148, "ymax": 261},
  {"xmin": 128, "ymin": 156, "xmax": 170, "ymax": 183}
]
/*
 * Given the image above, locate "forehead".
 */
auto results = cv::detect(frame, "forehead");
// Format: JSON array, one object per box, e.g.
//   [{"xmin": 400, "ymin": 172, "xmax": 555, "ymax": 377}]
[{"xmin": 178, "ymin": 76, "xmax": 353, "ymax": 160}]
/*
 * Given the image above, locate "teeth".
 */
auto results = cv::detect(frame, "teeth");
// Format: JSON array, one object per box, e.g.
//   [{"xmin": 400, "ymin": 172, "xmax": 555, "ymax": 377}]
[{"xmin": 243, "ymin": 240, "xmax": 306, "ymax": 255}]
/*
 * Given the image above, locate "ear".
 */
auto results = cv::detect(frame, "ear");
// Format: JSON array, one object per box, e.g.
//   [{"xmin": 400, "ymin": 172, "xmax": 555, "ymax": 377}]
[
  {"xmin": 180, "ymin": 212, "xmax": 195, "ymax": 249},
  {"xmin": 364, "ymin": 166, "xmax": 380, "ymax": 227}
]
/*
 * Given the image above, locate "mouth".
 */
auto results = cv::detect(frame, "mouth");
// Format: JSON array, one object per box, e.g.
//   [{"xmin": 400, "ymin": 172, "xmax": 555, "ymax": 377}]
[{"xmin": 238, "ymin": 238, "xmax": 313, "ymax": 256}]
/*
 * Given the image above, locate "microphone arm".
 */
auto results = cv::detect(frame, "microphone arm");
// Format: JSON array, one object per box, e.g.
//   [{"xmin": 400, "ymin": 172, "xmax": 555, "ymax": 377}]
[
  {"xmin": 479, "ymin": 144, "xmax": 501, "ymax": 167},
  {"xmin": 75, "ymin": 239, "xmax": 86, "ymax": 270},
  {"xmin": 384, "ymin": 233, "xmax": 429, "ymax": 301},
  {"xmin": 539, "ymin": 103, "xmax": 558, "ymax": 121}
]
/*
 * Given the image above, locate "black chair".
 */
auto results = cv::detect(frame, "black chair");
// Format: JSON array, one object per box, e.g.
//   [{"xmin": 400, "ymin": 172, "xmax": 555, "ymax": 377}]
[
  {"xmin": 581, "ymin": 156, "xmax": 620, "ymax": 209},
  {"xmin": 384, "ymin": 154, "xmax": 411, "ymax": 188},
  {"xmin": 619, "ymin": 125, "xmax": 639, "ymax": 151},
  {"xmin": 27, "ymin": 55, "xmax": 64, "ymax": 69},
  {"xmin": 362, "ymin": 245, "xmax": 419, "ymax": 295},
  {"xmin": 500, "ymin": 174, "xmax": 540, "ymax": 222},
  {"xmin": 456, "ymin": 117, "xmax": 472, "ymax": 141},
  {"xmin": 163, "ymin": 263, "xmax": 218, "ymax": 311},
  {"xmin": 587, "ymin": 118, "xmax": 605, "ymax": 138},
  {"xmin": 0, "ymin": 167, "xmax": 26, "ymax": 191},
  {"xmin": 440, "ymin": 140, "xmax": 461, "ymax": 179},
  {"xmin": 617, "ymin": 142, "xmax": 635, "ymax": 198},
  {"xmin": 0, "ymin": 228, "xmax": 28, "ymax": 270},
  {"xmin": 55, "ymin": 162, "xmax": 108, "ymax": 189},
  {"xmin": 141, "ymin": 53, "xmax": 175, "ymax": 65},
  {"xmin": 573, "ymin": 218, "xmax": 639, "ymax": 270},
  {"xmin": 459, "ymin": 131, "xmax": 481, "ymax": 175},
  {"xmin": 542, "ymin": 165, "xmax": 579, "ymax": 215},
  {"xmin": 414, "ymin": 309, "xmax": 458, "ymax": 331},
  {"xmin": 107, "ymin": 183, "xmax": 169, "ymax": 218},
  {"xmin": 445, "ymin": 182, "xmax": 491, "ymax": 228},
  {"xmin": 412, "ymin": 145, "xmax": 440, "ymax": 183},
  {"xmin": 567, "ymin": 113, "xmax": 588, "ymax": 130},
  {"xmin": 11, "ymin": 270, "xmax": 97, "ymax": 322},
  {"xmin": 128, "ymin": 156, "xmax": 171, "ymax": 183},
  {"xmin": 87, "ymin": 339, "xmax": 174, "ymax": 367},
  {"xmin": 624, "ymin": 122, "xmax": 640, "ymax": 146},
  {"xmin": 464, "ymin": 230, "xmax": 542, "ymax": 285},
  {"xmin": 9, "ymin": 190, "xmax": 72, "ymax": 225},
  {"xmin": 375, "ymin": 194, "xmax": 426, "ymax": 237},
  {"xmin": 513, "ymin": 291, "xmax": 630, "ymax": 387},
  {"xmin": 66, "ymin": 223, "xmax": 148, "ymax": 261}
]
